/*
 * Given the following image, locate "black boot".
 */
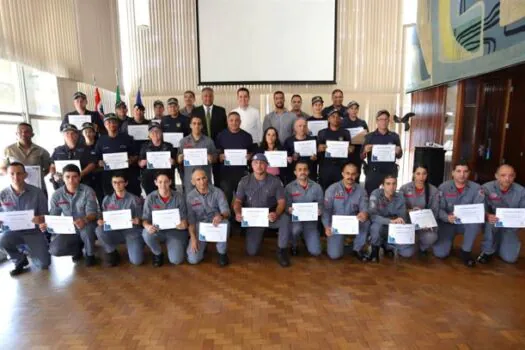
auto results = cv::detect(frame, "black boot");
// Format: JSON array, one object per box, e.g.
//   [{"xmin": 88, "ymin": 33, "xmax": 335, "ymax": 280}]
[
  {"xmin": 107, "ymin": 250, "xmax": 121, "ymax": 267},
  {"xmin": 85, "ymin": 255, "xmax": 96, "ymax": 267},
  {"xmin": 72, "ymin": 251, "xmax": 83, "ymax": 263},
  {"xmin": 290, "ymin": 246, "xmax": 299, "ymax": 256},
  {"xmin": 152, "ymin": 253, "xmax": 164, "ymax": 267},
  {"xmin": 382, "ymin": 244, "xmax": 395, "ymax": 258},
  {"xmin": 460, "ymin": 249, "xmax": 476, "ymax": 267},
  {"xmin": 277, "ymin": 248, "xmax": 290, "ymax": 267},
  {"xmin": 476, "ymin": 252, "xmax": 493, "ymax": 264},
  {"xmin": 218, "ymin": 253, "xmax": 229, "ymax": 267},
  {"xmin": 9, "ymin": 256, "xmax": 30, "ymax": 277},
  {"xmin": 353, "ymin": 250, "xmax": 369, "ymax": 262},
  {"xmin": 369, "ymin": 246, "xmax": 380, "ymax": 263}
]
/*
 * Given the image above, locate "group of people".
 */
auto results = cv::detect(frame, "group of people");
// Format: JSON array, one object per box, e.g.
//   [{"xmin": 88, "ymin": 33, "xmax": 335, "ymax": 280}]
[{"xmin": 0, "ymin": 87, "xmax": 523, "ymax": 277}]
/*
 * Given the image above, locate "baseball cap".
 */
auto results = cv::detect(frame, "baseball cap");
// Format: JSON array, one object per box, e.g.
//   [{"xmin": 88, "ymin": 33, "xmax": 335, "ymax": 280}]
[
  {"xmin": 252, "ymin": 153, "xmax": 268, "ymax": 164},
  {"xmin": 311, "ymin": 96, "xmax": 324, "ymax": 105},
  {"xmin": 115, "ymin": 101, "xmax": 127, "ymax": 109},
  {"xmin": 61, "ymin": 124, "xmax": 79, "ymax": 133},
  {"xmin": 148, "ymin": 122, "xmax": 162, "ymax": 131},
  {"xmin": 153, "ymin": 100, "xmax": 164, "ymax": 107},
  {"xmin": 167, "ymin": 97, "xmax": 179, "ymax": 105},
  {"xmin": 347, "ymin": 100, "xmax": 360, "ymax": 108},
  {"xmin": 81, "ymin": 122, "xmax": 95, "ymax": 131},
  {"xmin": 327, "ymin": 109, "xmax": 341, "ymax": 118},
  {"xmin": 133, "ymin": 103, "xmax": 145, "ymax": 111},
  {"xmin": 73, "ymin": 91, "xmax": 87, "ymax": 100},
  {"xmin": 103, "ymin": 113, "xmax": 119, "ymax": 122}
]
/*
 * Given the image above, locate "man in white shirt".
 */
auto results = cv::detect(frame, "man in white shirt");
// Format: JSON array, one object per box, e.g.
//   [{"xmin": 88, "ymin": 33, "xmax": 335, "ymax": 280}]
[{"xmin": 232, "ymin": 87, "xmax": 262, "ymax": 144}]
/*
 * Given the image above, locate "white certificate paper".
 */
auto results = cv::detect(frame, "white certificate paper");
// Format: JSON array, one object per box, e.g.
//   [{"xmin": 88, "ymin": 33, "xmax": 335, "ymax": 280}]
[
  {"xmin": 224, "ymin": 149, "xmax": 247, "ymax": 166},
  {"xmin": 54, "ymin": 160, "xmax": 82, "ymax": 174},
  {"xmin": 183, "ymin": 148, "xmax": 208, "ymax": 166},
  {"xmin": 495, "ymin": 208, "xmax": 525, "ymax": 228},
  {"xmin": 164, "ymin": 132, "xmax": 184, "ymax": 148},
  {"xmin": 307, "ymin": 120, "xmax": 328, "ymax": 136},
  {"xmin": 332, "ymin": 215, "xmax": 359, "ymax": 235},
  {"xmin": 127, "ymin": 125, "xmax": 149, "ymax": 140},
  {"xmin": 347, "ymin": 127, "xmax": 365, "ymax": 139},
  {"xmin": 102, "ymin": 209, "xmax": 133, "ymax": 231},
  {"xmin": 198, "ymin": 223, "xmax": 228, "ymax": 242},
  {"xmin": 147, "ymin": 151, "xmax": 171, "ymax": 169},
  {"xmin": 241, "ymin": 208, "xmax": 269, "ymax": 227},
  {"xmin": 103, "ymin": 152, "xmax": 128, "ymax": 170},
  {"xmin": 371, "ymin": 144, "xmax": 396, "ymax": 162},
  {"xmin": 388, "ymin": 224, "xmax": 416, "ymax": 244},
  {"xmin": 0, "ymin": 210, "xmax": 34, "ymax": 231},
  {"xmin": 294, "ymin": 140, "xmax": 317, "ymax": 157},
  {"xmin": 265, "ymin": 151, "xmax": 288, "ymax": 168},
  {"xmin": 409, "ymin": 209, "xmax": 438, "ymax": 229},
  {"xmin": 45, "ymin": 215, "xmax": 76, "ymax": 234},
  {"xmin": 24, "ymin": 166, "xmax": 41, "ymax": 189},
  {"xmin": 291, "ymin": 202, "xmax": 318, "ymax": 222},
  {"xmin": 68, "ymin": 115, "xmax": 91, "ymax": 130},
  {"xmin": 152, "ymin": 209, "xmax": 181, "ymax": 230},
  {"xmin": 454, "ymin": 203, "xmax": 485, "ymax": 224},
  {"xmin": 326, "ymin": 141, "xmax": 349, "ymax": 158}
]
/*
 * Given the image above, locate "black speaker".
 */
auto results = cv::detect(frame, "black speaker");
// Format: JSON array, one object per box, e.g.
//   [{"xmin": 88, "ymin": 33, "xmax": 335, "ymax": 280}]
[{"xmin": 413, "ymin": 147, "xmax": 445, "ymax": 187}]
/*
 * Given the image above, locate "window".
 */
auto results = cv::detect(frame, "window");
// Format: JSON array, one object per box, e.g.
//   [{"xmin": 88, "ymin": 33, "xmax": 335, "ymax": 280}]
[
  {"xmin": 0, "ymin": 59, "xmax": 22, "ymax": 113},
  {"xmin": 24, "ymin": 66, "xmax": 60, "ymax": 117},
  {"xmin": 0, "ymin": 123, "xmax": 19, "ymax": 156},
  {"xmin": 31, "ymin": 119, "xmax": 62, "ymax": 154}
]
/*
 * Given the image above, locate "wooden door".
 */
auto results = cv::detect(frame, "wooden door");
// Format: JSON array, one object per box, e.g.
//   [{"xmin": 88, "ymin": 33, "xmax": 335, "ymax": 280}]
[{"xmin": 503, "ymin": 72, "xmax": 525, "ymax": 185}]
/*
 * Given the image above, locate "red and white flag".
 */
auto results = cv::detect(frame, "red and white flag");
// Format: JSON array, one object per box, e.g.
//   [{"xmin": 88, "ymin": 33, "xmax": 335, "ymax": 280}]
[{"xmin": 95, "ymin": 87, "xmax": 105, "ymax": 120}]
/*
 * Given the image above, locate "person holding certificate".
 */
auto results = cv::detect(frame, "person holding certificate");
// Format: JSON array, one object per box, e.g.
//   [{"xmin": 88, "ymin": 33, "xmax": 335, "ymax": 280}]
[
  {"xmin": 341, "ymin": 100, "xmax": 369, "ymax": 175},
  {"xmin": 285, "ymin": 161, "xmax": 324, "ymax": 257},
  {"xmin": 322, "ymin": 163, "xmax": 370, "ymax": 261},
  {"xmin": 186, "ymin": 169, "xmax": 230, "ymax": 267},
  {"xmin": 361, "ymin": 110, "xmax": 402, "ymax": 195},
  {"xmin": 317, "ymin": 109, "xmax": 352, "ymax": 190},
  {"xmin": 41, "ymin": 164, "xmax": 99, "ymax": 267},
  {"xmin": 477, "ymin": 165, "xmax": 525, "ymax": 264},
  {"xmin": 0, "ymin": 162, "xmax": 50, "ymax": 276},
  {"xmin": 60, "ymin": 91, "xmax": 103, "ymax": 135},
  {"xmin": 433, "ymin": 161, "xmax": 485, "ymax": 267},
  {"xmin": 177, "ymin": 116, "xmax": 217, "ymax": 193},
  {"xmin": 398, "ymin": 164, "xmax": 440, "ymax": 256},
  {"xmin": 142, "ymin": 171, "xmax": 189, "ymax": 267},
  {"xmin": 254, "ymin": 127, "xmax": 288, "ymax": 184},
  {"xmin": 368, "ymin": 175, "xmax": 410, "ymax": 261},
  {"xmin": 307, "ymin": 96, "xmax": 327, "ymax": 137},
  {"xmin": 233, "ymin": 153, "xmax": 291, "ymax": 267},
  {"xmin": 81, "ymin": 122, "xmax": 104, "ymax": 205},
  {"xmin": 96, "ymin": 172, "xmax": 145, "ymax": 266},
  {"xmin": 284, "ymin": 119, "xmax": 318, "ymax": 182},
  {"xmin": 138, "ymin": 123, "xmax": 176, "ymax": 195}
]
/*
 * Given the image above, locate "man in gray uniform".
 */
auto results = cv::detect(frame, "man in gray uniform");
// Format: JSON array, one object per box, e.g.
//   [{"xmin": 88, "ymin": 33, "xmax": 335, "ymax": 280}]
[
  {"xmin": 477, "ymin": 164, "xmax": 525, "ymax": 264},
  {"xmin": 186, "ymin": 168, "xmax": 230, "ymax": 267},
  {"xmin": 42, "ymin": 164, "xmax": 99, "ymax": 266},
  {"xmin": 96, "ymin": 172, "xmax": 145, "ymax": 266},
  {"xmin": 263, "ymin": 91, "xmax": 296, "ymax": 144},
  {"xmin": 368, "ymin": 175, "xmax": 410, "ymax": 261},
  {"xmin": 142, "ymin": 171, "xmax": 189, "ymax": 267},
  {"xmin": 0, "ymin": 162, "xmax": 50, "ymax": 276},
  {"xmin": 323, "ymin": 162, "xmax": 370, "ymax": 261},
  {"xmin": 433, "ymin": 161, "xmax": 485, "ymax": 267},
  {"xmin": 178, "ymin": 116, "xmax": 217, "ymax": 193},
  {"xmin": 285, "ymin": 161, "xmax": 323, "ymax": 257},
  {"xmin": 234, "ymin": 153, "xmax": 291, "ymax": 267}
]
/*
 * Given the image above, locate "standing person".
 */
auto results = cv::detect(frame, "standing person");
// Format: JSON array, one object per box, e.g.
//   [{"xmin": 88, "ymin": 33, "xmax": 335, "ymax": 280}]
[
  {"xmin": 186, "ymin": 169, "xmax": 231, "ymax": 266},
  {"xmin": 180, "ymin": 90, "xmax": 196, "ymax": 117},
  {"xmin": 115, "ymin": 101, "xmax": 132, "ymax": 134},
  {"xmin": 125, "ymin": 103, "xmax": 150, "ymax": 194},
  {"xmin": 152, "ymin": 100, "xmax": 165, "ymax": 122},
  {"xmin": 0, "ymin": 162, "xmax": 50, "ymax": 276},
  {"xmin": 321, "ymin": 89, "xmax": 348, "ymax": 118},
  {"xmin": 477, "ymin": 164, "xmax": 525, "ymax": 264},
  {"xmin": 307, "ymin": 96, "xmax": 326, "ymax": 121},
  {"xmin": 142, "ymin": 171, "xmax": 189, "ymax": 267},
  {"xmin": 433, "ymin": 162, "xmax": 485, "ymax": 267},
  {"xmin": 361, "ymin": 110, "xmax": 403, "ymax": 195},
  {"xmin": 215, "ymin": 111, "xmax": 254, "ymax": 206},
  {"xmin": 232, "ymin": 87, "xmax": 262, "ymax": 145},
  {"xmin": 341, "ymin": 100, "xmax": 369, "ymax": 176},
  {"xmin": 263, "ymin": 91, "xmax": 296, "ymax": 144},
  {"xmin": 61, "ymin": 91, "xmax": 103, "ymax": 133},
  {"xmin": 322, "ymin": 163, "xmax": 370, "ymax": 260},
  {"xmin": 81, "ymin": 122, "xmax": 104, "ymax": 205},
  {"xmin": 398, "ymin": 165, "xmax": 440, "ymax": 256},
  {"xmin": 290, "ymin": 94, "xmax": 309, "ymax": 119},
  {"xmin": 96, "ymin": 172, "xmax": 145, "ymax": 266},
  {"xmin": 255, "ymin": 127, "xmax": 287, "ymax": 184},
  {"xmin": 233, "ymin": 154, "xmax": 291, "ymax": 267},
  {"xmin": 284, "ymin": 118, "xmax": 318, "ymax": 182},
  {"xmin": 285, "ymin": 161, "xmax": 323, "ymax": 256}
]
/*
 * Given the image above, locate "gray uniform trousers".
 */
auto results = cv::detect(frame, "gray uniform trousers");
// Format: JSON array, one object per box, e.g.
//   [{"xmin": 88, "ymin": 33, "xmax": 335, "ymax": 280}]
[
  {"xmin": 481, "ymin": 223, "xmax": 520, "ymax": 263},
  {"xmin": 96, "ymin": 226, "xmax": 145, "ymax": 265},
  {"xmin": 290, "ymin": 221, "xmax": 321, "ymax": 256},
  {"xmin": 142, "ymin": 228, "xmax": 189, "ymax": 265},
  {"xmin": 245, "ymin": 214, "xmax": 290, "ymax": 256},
  {"xmin": 0, "ymin": 229, "xmax": 51, "ymax": 268},
  {"xmin": 187, "ymin": 220, "xmax": 229, "ymax": 264},
  {"xmin": 370, "ymin": 223, "xmax": 438, "ymax": 257},
  {"xmin": 433, "ymin": 222, "xmax": 481, "ymax": 258},
  {"xmin": 327, "ymin": 221, "xmax": 370, "ymax": 260},
  {"xmin": 49, "ymin": 222, "xmax": 97, "ymax": 257}
]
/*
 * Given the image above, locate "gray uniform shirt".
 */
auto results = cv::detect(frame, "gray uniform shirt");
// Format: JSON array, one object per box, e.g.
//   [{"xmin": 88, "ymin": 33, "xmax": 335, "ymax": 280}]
[
  {"xmin": 369, "ymin": 188, "xmax": 407, "ymax": 225},
  {"xmin": 236, "ymin": 173, "xmax": 285, "ymax": 209},
  {"xmin": 322, "ymin": 181, "xmax": 368, "ymax": 227},
  {"xmin": 482, "ymin": 181, "xmax": 525, "ymax": 214},
  {"xmin": 186, "ymin": 185, "xmax": 230, "ymax": 225},
  {"xmin": 142, "ymin": 190, "xmax": 187, "ymax": 222},
  {"xmin": 398, "ymin": 182, "xmax": 440, "ymax": 218},
  {"xmin": 0, "ymin": 184, "xmax": 48, "ymax": 233},
  {"xmin": 285, "ymin": 179, "xmax": 324, "ymax": 210},
  {"xmin": 263, "ymin": 111, "xmax": 297, "ymax": 144},
  {"xmin": 101, "ymin": 192, "xmax": 143, "ymax": 218},
  {"xmin": 49, "ymin": 184, "xmax": 99, "ymax": 219},
  {"xmin": 438, "ymin": 180, "xmax": 485, "ymax": 223}
]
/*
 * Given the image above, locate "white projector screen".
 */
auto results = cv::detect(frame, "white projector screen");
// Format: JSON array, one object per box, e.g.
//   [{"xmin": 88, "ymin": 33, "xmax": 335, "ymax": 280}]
[{"xmin": 196, "ymin": 0, "xmax": 337, "ymax": 84}]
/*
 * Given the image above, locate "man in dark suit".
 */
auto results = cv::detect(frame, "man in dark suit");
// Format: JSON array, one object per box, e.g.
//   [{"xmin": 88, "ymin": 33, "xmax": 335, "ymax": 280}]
[{"xmin": 192, "ymin": 87, "xmax": 228, "ymax": 185}]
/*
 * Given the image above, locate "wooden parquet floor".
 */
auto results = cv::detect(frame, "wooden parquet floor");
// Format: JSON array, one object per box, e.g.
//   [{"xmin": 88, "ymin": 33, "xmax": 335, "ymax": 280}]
[{"xmin": 2, "ymin": 233, "xmax": 525, "ymax": 350}]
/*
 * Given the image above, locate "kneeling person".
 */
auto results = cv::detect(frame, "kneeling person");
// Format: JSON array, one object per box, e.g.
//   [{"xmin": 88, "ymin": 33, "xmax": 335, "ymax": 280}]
[{"xmin": 96, "ymin": 172, "xmax": 145, "ymax": 266}]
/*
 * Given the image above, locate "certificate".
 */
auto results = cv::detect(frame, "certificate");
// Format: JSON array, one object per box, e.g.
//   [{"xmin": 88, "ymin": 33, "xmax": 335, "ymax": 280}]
[
  {"xmin": 495, "ymin": 208, "xmax": 525, "ymax": 228},
  {"xmin": 453, "ymin": 203, "xmax": 485, "ymax": 224},
  {"xmin": 152, "ymin": 209, "xmax": 181, "ymax": 230},
  {"xmin": 102, "ymin": 209, "xmax": 133, "ymax": 231},
  {"xmin": 183, "ymin": 148, "xmax": 208, "ymax": 166},
  {"xmin": 332, "ymin": 215, "xmax": 359, "ymax": 235},
  {"xmin": 164, "ymin": 132, "xmax": 184, "ymax": 148},
  {"xmin": 103, "ymin": 152, "xmax": 129, "ymax": 170},
  {"xmin": 265, "ymin": 151, "xmax": 288, "ymax": 167},
  {"xmin": 224, "ymin": 149, "xmax": 247, "ymax": 166},
  {"xmin": 54, "ymin": 159, "xmax": 82, "ymax": 174},
  {"xmin": 291, "ymin": 202, "xmax": 318, "ymax": 222},
  {"xmin": 388, "ymin": 224, "xmax": 415, "ymax": 244},
  {"xmin": 198, "ymin": 223, "xmax": 228, "ymax": 242},
  {"xmin": 127, "ymin": 125, "xmax": 149, "ymax": 140},
  {"xmin": 45, "ymin": 215, "xmax": 76, "ymax": 234},
  {"xmin": 371, "ymin": 144, "xmax": 396, "ymax": 162},
  {"xmin": 0, "ymin": 210, "xmax": 34, "ymax": 231},
  {"xmin": 409, "ymin": 209, "xmax": 438, "ymax": 229},
  {"xmin": 294, "ymin": 140, "xmax": 317, "ymax": 157},
  {"xmin": 68, "ymin": 115, "xmax": 91, "ymax": 130},
  {"xmin": 25, "ymin": 166, "xmax": 41, "ymax": 189},
  {"xmin": 326, "ymin": 141, "xmax": 349, "ymax": 158},
  {"xmin": 307, "ymin": 120, "xmax": 328, "ymax": 136},
  {"xmin": 147, "ymin": 151, "xmax": 171, "ymax": 169},
  {"xmin": 241, "ymin": 207, "xmax": 269, "ymax": 227},
  {"xmin": 347, "ymin": 127, "xmax": 366, "ymax": 144}
]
